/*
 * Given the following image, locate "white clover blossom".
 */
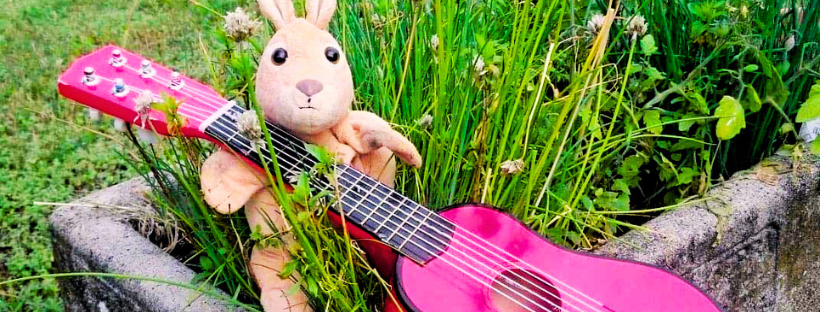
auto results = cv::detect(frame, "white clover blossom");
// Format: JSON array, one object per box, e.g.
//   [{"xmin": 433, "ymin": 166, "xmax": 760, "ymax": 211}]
[
  {"xmin": 587, "ymin": 14, "xmax": 606, "ymax": 37},
  {"xmin": 134, "ymin": 90, "xmax": 155, "ymax": 125},
  {"xmin": 785, "ymin": 35, "xmax": 796, "ymax": 52},
  {"xmin": 474, "ymin": 56, "xmax": 486, "ymax": 74},
  {"xmin": 500, "ymin": 159, "xmax": 525, "ymax": 175},
  {"xmin": 626, "ymin": 15, "xmax": 648, "ymax": 40},
  {"xmin": 224, "ymin": 7, "xmax": 262, "ymax": 42},
  {"xmin": 416, "ymin": 114, "xmax": 433, "ymax": 129},
  {"xmin": 237, "ymin": 110, "xmax": 263, "ymax": 146},
  {"xmin": 431, "ymin": 34, "xmax": 439, "ymax": 50}
]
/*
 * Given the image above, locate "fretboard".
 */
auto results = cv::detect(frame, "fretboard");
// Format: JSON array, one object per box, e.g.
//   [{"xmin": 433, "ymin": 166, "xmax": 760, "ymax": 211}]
[{"xmin": 203, "ymin": 104, "xmax": 451, "ymax": 264}]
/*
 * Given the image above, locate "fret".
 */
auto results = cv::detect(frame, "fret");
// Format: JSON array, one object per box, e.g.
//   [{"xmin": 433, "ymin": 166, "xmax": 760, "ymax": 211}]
[
  {"xmin": 398, "ymin": 208, "xmax": 432, "ymax": 250},
  {"xmin": 361, "ymin": 195, "xmax": 393, "ymax": 234},
  {"xmin": 373, "ymin": 196, "xmax": 405, "ymax": 236},
  {"xmin": 386, "ymin": 202, "xmax": 421, "ymax": 244}
]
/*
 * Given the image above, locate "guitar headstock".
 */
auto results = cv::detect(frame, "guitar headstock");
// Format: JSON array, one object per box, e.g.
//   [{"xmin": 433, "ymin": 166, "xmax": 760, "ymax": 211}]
[{"xmin": 58, "ymin": 45, "xmax": 230, "ymax": 139}]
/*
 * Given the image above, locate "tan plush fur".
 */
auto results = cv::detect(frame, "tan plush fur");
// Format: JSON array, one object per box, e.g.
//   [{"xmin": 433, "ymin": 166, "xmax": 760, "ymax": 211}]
[{"xmin": 199, "ymin": 1, "xmax": 422, "ymax": 311}]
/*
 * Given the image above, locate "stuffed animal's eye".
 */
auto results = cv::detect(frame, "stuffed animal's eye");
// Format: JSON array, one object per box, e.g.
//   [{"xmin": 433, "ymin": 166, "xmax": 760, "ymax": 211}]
[
  {"xmin": 272, "ymin": 48, "xmax": 288, "ymax": 65},
  {"xmin": 325, "ymin": 47, "xmax": 340, "ymax": 64}
]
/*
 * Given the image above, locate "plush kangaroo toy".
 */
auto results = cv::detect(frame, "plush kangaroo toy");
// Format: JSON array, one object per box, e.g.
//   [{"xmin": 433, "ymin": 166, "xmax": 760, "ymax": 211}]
[{"xmin": 199, "ymin": 0, "xmax": 422, "ymax": 311}]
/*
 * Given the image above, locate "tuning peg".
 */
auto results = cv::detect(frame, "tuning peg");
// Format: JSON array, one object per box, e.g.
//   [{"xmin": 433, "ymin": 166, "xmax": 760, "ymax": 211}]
[
  {"xmin": 137, "ymin": 128, "xmax": 158, "ymax": 144},
  {"xmin": 109, "ymin": 49, "xmax": 127, "ymax": 68},
  {"xmin": 139, "ymin": 60, "xmax": 156, "ymax": 78},
  {"xmin": 82, "ymin": 67, "xmax": 100, "ymax": 86},
  {"xmin": 87, "ymin": 108, "xmax": 101, "ymax": 121},
  {"xmin": 111, "ymin": 78, "xmax": 130, "ymax": 98},
  {"xmin": 169, "ymin": 71, "xmax": 185, "ymax": 91},
  {"xmin": 113, "ymin": 119, "xmax": 126, "ymax": 131}
]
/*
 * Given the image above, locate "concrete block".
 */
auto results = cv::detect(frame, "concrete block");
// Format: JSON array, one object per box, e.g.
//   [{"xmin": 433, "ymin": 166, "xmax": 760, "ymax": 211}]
[{"xmin": 50, "ymin": 178, "xmax": 240, "ymax": 312}]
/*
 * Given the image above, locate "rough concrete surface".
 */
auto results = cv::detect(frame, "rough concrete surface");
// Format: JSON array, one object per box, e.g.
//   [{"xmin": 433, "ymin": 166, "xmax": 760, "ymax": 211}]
[
  {"xmin": 596, "ymin": 156, "xmax": 820, "ymax": 312},
  {"xmin": 49, "ymin": 178, "xmax": 239, "ymax": 312},
  {"xmin": 51, "ymin": 157, "xmax": 820, "ymax": 311}
]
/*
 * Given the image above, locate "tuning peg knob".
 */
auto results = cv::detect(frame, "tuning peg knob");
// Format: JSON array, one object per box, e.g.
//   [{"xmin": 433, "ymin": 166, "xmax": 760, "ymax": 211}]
[
  {"xmin": 111, "ymin": 78, "xmax": 130, "ymax": 98},
  {"xmin": 169, "ymin": 71, "xmax": 185, "ymax": 91},
  {"xmin": 109, "ymin": 49, "xmax": 127, "ymax": 68},
  {"xmin": 82, "ymin": 67, "xmax": 100, "ymax": 86},
  {"xmin": 87, "ymin": 108, "xmax": 101, "ymax": 121},
  {"xmin": 113, "ymin": 119, "xmax": 126, "ymax": 131},
  {"xmin": 137, "ymin": 128, "xmax": 158, "ymax": 144},
  {"xmin": 139, "ymin": 60, "xmax": 156, "ymax": 78}
]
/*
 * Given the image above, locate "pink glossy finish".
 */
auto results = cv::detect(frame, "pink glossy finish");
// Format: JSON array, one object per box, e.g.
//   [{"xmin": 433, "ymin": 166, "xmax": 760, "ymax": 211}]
[
  {"xmin": 395, "ymin": 204, "xmax": 722, "ymax": 312},
  {"xmin": 57, "ymin": 45, "xmax": 228, "ymax": 139}
]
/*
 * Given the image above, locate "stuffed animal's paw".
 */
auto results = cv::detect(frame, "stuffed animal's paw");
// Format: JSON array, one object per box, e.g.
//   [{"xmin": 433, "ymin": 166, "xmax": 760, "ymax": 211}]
[
  {"xmin": 332, "ymin": 111, "xmax": 422, "ymax": 168},
  {"xmin": 201, "ymin": 149, "xmax": 267, "ymax": 214}
]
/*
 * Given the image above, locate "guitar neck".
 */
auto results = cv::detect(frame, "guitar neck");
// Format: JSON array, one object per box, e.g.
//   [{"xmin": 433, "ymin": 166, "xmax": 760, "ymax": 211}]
[{"xmin": 202, "ymin": 104, "xmax": 451, "ymax": 264}]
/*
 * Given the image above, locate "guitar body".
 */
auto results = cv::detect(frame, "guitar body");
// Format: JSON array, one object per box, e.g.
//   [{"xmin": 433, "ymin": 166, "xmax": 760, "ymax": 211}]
[{"xmin": 388, "ymin": 204, "xmax": 721, "ymax": 312}]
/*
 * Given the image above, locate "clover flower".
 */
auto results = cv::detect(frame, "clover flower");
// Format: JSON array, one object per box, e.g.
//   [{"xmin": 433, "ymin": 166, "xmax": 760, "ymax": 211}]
[
  {"xmin": 587, "ymin": 14, "xmax": 606, "ymax": 37},
  {"xmin": 416, "ymin": 114, "xmax": 433, "ymax": 129},
  {"xmin": 785, "ymin": 35, "xmax": 796, "ymax": 52},
  {"xmin": 134, "ymin": 90, "xmax": 155, "ymax": 126},
  {"xmin": 474, "ymin": 56, "xmax": 486, "ymax": 74},
  {"xmin": 431, "ymin": 34, "xmax": 439, "ymax": 50},
  {"xmin": 500, "ymin": 159, "xmax": 525, "ymax": 175},
  {"xmin": 238, "ymin": 110, "xmax": 263, "ymax": 147},
  {"xmin": 626, "ymin": 15, "xmax": 647, "ymax": 40},
  {"xmin": 223, "ymin": 7, "xmax": 262, "ymax": 42}
]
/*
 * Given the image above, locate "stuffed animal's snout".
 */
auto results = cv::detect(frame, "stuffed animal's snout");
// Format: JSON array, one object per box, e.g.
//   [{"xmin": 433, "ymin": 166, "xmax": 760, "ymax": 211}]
[{"xmin": 296, "ymin": 79, "xmax": 323, "ymax": 97}]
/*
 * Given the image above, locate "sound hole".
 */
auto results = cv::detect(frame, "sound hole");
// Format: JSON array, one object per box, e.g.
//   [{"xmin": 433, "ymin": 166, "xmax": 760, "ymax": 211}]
[{"xmin": 490, "ymin": 268, "xmax": 561, "ymax": 312}]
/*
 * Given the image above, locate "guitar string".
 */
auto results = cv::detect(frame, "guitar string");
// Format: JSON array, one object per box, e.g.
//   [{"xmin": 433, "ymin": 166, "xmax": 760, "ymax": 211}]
[
  {"xmin": 118, "ymin": 70, "xmax": 604, "ymax": 312},
  {"xmin": 129, "ymin": 72, "xmax": 603, "ymax": 309},
  {"xmin": 99, "ymin": 78, "xmax": 568, "ymax": 312},
  {"xmin": 103, "ymin": 69, "xmax": 603, "ymax": 311}
]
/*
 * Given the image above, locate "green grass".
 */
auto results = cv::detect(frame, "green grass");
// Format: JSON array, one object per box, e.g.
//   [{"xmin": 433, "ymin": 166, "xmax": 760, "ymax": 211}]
[
  {"xmin": 0, "ymin": 0, "xmax": 241, "ymax": 310},
  {"xmin": 3, "ymin": 0, "xmax": 820, "ymax": 311}
]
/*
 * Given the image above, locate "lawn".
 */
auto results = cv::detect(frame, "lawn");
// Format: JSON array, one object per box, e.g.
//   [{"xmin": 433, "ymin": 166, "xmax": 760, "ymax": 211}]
[{"xmin": 0, "ymin": 0, "xmax": 241, "ymax": 310}]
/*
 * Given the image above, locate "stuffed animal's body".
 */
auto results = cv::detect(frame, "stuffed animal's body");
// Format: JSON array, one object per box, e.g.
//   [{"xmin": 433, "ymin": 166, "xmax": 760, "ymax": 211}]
[{"xmin": 200, "ymin": 1, "xmax": 421, "ymax": 311}]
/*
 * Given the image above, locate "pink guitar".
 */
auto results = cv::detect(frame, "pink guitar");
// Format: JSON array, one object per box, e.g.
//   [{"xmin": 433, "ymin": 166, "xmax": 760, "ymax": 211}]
[{"xmin": 58, "ymin": 46, "xmax": 723, "ymax": 312}]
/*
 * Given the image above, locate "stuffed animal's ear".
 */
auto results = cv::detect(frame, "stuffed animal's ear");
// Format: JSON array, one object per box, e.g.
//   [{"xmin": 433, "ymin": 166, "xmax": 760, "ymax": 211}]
[
  {"xmin": 258, "ymin": 0, "xmax": 297, "ymax": 30},
  {"xmin": 305, "ymin": 0, "xmax": 336, "ymax": 30}
]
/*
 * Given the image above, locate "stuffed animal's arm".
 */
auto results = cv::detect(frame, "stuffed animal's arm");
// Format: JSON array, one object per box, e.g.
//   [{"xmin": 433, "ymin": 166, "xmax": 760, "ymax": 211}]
[
  {"xmin": 201, "ymin": 149, "xmax": 268, "ymax": 214},
  {"xmin": 331, "ymin": 111, "xmax": 422, "ymax": 168}
]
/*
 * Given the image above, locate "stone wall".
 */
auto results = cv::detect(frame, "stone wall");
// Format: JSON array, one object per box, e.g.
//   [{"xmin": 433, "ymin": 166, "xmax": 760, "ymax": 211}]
[
  {"xmin": 596, "ymin": 157, "xmax": 820, "ymax": 311},
  {"xmin": 50, "ymin": 157, "xmax": 820, "ymax": 311}
]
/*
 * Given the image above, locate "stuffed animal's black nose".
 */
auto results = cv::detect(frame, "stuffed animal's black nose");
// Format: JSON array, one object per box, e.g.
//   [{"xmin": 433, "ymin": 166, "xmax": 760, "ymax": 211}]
[{"xmin": 296, "ymin": 79, "xmax": 323, "ymax": 97}]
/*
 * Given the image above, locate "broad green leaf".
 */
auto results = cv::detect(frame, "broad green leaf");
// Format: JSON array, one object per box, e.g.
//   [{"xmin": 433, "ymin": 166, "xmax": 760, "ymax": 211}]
[
  {"xmin": 744, "ymin": 64, "xmax": 759, "ymax": 72},
  {"xmin": 796, "ymin": 84, "xmax": 820, "ymax": 122},
  {"xmin": 618, "ymin": 155, "xmax": 646, "ymax": 180},
  {"xmin": 812, "ymin": 139, "xmax": 820, "ymax": 155},
  {"xmin": 671, "ymin": 140, "xmax": 703, "ymax": 151},
  {"xmin": 714, "ymin": 96, "xmax": 746, "ymax": 140},
  {"xmin": 643, "ymin": 110, "xmax": 663, "ymax": 134},
  {"xmin": 742, "ymin": 85, "xmax": 762, "ymax": 113},
  {"xmin": 641, "ymin": 35, "xmax": 658, "ymax": 55}
]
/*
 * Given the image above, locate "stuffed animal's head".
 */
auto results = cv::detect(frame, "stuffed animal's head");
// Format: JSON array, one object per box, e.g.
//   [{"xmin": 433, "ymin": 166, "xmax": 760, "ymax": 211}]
[{"xmin": 255, "ymin": 0, "xmax": 353, "ymax": 135}]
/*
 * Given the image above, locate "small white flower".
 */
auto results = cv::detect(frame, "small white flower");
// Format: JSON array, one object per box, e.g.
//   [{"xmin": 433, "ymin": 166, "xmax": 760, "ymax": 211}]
[
  {"xmin": 371, "ymin": 13, "xmax": 384, "ymax": 28},
  {"xmin": 626, "ymin": 15, "xmax": 648, "ymax": 40},
  {"xmin": 785, "ymin": 35, "xmax": 796, "ymax": 52},
  {"xmin": 500, "ymin": 159, "xmax": 525, "ymax": 175},
  {"xmin": 431, "ymin": 34, "xmax": 439, "ymax": 50},
  {"xmin": 133, "ymin": 90, "xmax": 155, "ymax": 125},
  {"xmin": 473, "ymin": 56, "xmax": 486, "ymax": 74},
  {"xmin": 223, "ymin": 7, "xmax": 262, "ymax": 42},
  {"xmin": 237, "ymin": 110, "xmax": 263, "ymax": 146},
  {"xmin": 587, "ymin": 14, "xmax": 606, "ymax": 37},
  {"xmin": 416, "ymin": 114, "xmax": 433, "ymax": 129}
]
